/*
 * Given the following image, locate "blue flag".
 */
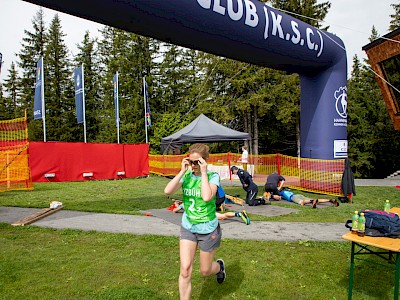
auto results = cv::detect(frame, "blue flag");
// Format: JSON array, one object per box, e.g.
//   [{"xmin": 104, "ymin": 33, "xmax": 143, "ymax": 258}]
[
  {"xmin": 74, "ymin": 66, "xmax": 84, "ymax": 124},
  {"xmin": 113, "ymin": 73, "xmax": 120, "ymax": 128},
  {"xmin": 33, "ymin": 57, "xmax": 44, "ymax": 120},
  {"xmin": 144, "ymin": 79, "xmax": 151, "ymax": 127}
]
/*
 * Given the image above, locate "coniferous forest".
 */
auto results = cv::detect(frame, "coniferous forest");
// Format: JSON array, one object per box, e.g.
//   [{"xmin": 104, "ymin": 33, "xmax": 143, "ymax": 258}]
[{"xmin": 1, "ymin": 1, "xmax": 400, "ymax": 179}]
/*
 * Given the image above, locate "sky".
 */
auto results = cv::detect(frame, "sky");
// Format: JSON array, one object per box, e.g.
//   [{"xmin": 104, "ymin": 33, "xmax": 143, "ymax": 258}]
[{"xmin": 0, "ymin": 0, "xmax": 396, "ymax": 84}]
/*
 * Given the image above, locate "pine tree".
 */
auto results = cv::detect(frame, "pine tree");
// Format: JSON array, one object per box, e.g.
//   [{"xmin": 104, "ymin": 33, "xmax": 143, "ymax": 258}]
[
  {"xmin": 151, "ymin": 47, "xmax": 209, "ymax": 152},
  {"xmin": 0, "ymin": 83, "xmax": 6, "ymax": 120},
  {"xmin": 17, "ymin": 8, "xmax": 47, "ymax": 140},
  {"xmin": 158, "ymin": 43, "xmax": 189, "ymax": 113},
  {"xmin": 44, "ymin": 14, "xmax": 75, "ymax": 142},
  {"xmin": 347, "ymin": 55, "xmax": 376, "ymax": 177},
  {"xmin": 267, "ymin": 0, "xmax": 331, "ymax": 29},
  {"xmin": 369, "ymin": 25, "xmax": 380, "ymax": 42},
  {"xmin": 3, "ymin": 62, "xmax": 21, "ymax": 119},
  {"xmin": 97, "ymin": 27, "xmax": 157, "ymax": 144},
  {"xmin": 389, "ymin": 3, "xmax": 400, "ymax": 31},
  {"xmin": 347, "ymin": 51, "xmax": 400, "ymax": 178},
  {"xmin": 74, "ymin": 32, "xmax": 102, "ymax": 142}
]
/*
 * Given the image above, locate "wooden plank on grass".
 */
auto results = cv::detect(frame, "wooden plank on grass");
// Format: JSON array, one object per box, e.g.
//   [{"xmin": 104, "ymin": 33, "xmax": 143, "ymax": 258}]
[{"xmin": 12, "ymin": 206, "xmax": 63, "ymax": 226}]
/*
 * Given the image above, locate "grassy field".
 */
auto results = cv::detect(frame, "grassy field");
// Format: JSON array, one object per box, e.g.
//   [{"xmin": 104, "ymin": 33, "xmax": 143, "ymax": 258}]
[
  {"xmin": 1, "ymin": 175, "xmax": 399, "ymax": 222},
  {"xmin": 1, "ymin": 176, "xmax": 400, "ymax": 299}
]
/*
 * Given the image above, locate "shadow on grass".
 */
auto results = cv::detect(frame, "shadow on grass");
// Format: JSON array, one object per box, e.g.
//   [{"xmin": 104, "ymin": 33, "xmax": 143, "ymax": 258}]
[
  {"xmin": 338, "ymin": 259, "xmax": 395, "ymax": 300},
  {"xmin": 198, "ymin": 259, "xmax": 243, "ymax": 299},
  {"xmin": 98, "ymin": 285, "xmax": 166, "ymax": 299}
]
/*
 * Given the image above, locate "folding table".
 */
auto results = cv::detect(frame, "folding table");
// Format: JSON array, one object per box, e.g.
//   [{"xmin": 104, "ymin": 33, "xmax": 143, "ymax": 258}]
[{"xmin": 342, "ymin": 207, "xmax": 400, "ymax": 300}]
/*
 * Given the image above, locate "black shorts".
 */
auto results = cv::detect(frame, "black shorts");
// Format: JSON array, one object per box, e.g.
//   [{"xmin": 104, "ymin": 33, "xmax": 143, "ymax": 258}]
[{"xmin": 264, "ymin": 183, "xmax": 279, "ymax": 195}]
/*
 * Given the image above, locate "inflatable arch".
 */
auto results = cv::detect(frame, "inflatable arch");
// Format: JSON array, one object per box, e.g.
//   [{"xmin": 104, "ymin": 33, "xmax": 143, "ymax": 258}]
[{"xmin": 25, "ymin": 0, "xmax": 348, "ymax": 159}]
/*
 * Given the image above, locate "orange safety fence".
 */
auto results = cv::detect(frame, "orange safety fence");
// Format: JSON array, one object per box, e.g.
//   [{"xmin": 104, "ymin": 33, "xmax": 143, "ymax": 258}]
[
  {"xmin": 149, "ymin": 153, "xmax": 345, "ymax": 196},
  {"xmin": 0, "ymin": 113, "xmax": 33, "ymax": 192}
]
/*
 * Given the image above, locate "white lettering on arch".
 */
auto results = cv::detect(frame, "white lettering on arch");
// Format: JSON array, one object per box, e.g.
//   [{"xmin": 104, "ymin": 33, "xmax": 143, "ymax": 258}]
[
  {"xmin": 306, "ymin": 28, "xmax": 315, "ymax": 50},
  {"xmin": 270, "ymin": 10, "xmax": 284, "ymax": 39},
  {"xmin": 213, "ymin": 0, "xmax": 226, "ymax": 15},
  {"xmin": 244, "ymin": 0, "xmax": 258, "ymax": 27},
  {"xmin": 227, "ymin": 0, "xmax": 243, "ymax": 21}
]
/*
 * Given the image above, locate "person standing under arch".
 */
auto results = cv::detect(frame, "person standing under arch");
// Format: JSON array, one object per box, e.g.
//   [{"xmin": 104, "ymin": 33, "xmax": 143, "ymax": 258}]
[{"xmin": 164, "ymin": 143, "xmax": 226, "ymax": 300}]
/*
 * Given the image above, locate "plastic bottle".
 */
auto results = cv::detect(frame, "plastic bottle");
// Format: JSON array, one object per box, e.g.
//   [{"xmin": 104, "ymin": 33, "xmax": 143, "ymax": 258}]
[
  {"xmin": 351, "ymin": 211, "xmax": 359, "ymax": 234},
  {"xmin": 384, "ymin": 200, "xmax": 391, "ymax": 213},
  {"xmin": 358, "ymin": 213, "xmax": 366, "ymax": 237}
]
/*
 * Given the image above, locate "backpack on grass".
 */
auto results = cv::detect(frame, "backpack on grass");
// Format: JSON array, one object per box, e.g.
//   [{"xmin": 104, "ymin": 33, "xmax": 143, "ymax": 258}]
[{"xmin": 345, "ymin": 210, "xmax": 400, "ymax": 238}]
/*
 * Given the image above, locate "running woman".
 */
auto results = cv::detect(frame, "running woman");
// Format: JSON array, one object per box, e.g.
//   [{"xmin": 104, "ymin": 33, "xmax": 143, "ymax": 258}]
[{"xmin": 164, "ymin": 143, "xmax": 226, "ymax": 300}]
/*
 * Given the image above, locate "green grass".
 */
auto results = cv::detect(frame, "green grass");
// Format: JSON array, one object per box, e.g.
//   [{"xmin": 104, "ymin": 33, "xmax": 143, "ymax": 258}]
[
  {"xmin": 1, "ymin": 175, "xmax": 399, "ymax": 223},
  {"xmin": 0, "ymin": 224, "xmax": 397, "ymax": 300},
  {"xmin": 1, "ymin": 176, "xmax": 400, "ymax": 299}
]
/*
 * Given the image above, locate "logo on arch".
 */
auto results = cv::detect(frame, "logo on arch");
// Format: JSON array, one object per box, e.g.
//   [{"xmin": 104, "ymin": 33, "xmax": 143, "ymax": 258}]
[{"xmin": 334, "ymin": 86, "xmax": 347, "ymax": 118}]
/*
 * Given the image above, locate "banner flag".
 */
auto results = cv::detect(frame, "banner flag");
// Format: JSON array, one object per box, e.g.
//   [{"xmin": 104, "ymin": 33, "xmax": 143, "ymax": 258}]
[
  {"xmin": 74, "ymin": 66, "xmax": 84, "ymax": 124},
  {"xmin": 33, "ymin": 57, "xmax": 44, "ymax": 120},
  {"xmin": 113, "ymin": 73, "xmax": 120, "ymax": 128},
  {"xmin": 144, "ymin": 79, "xmax": 151, "ymax": 127}
]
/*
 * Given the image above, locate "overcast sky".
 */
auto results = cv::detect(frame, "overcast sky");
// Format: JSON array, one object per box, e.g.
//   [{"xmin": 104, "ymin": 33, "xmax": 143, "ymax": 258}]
[{"xmin": 0, "ymin": 0, "xmax": 395, "ymax": 84}]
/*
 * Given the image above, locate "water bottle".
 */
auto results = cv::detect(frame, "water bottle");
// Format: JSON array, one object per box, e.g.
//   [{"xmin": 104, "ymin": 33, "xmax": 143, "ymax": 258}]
[
  {"xmin": 358, "ymin": 213, "xmax": 366, "ymax": 237},
  {"xmin": 384, "ymin": 200, "xmax": 391, "ymax": 213},
  {"xmin": 351, "ymin": 211, "xmax": 359, "ymax": 234}
]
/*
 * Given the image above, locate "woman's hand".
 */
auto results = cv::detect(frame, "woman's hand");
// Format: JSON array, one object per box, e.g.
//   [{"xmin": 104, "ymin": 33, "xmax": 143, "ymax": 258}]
[
  {"xmin": 181, "ymin": 158, "xmax": 190, "ymax": 172},
  {"xmin": 198, "ymin": 157, "xmax": 207, "ymax": 174}
]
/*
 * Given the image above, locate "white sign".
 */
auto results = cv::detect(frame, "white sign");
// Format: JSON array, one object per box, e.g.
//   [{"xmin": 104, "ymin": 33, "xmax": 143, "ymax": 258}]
[{"xmin": 334, "ymin": 140, "xmax": 348, "ymax": 158}]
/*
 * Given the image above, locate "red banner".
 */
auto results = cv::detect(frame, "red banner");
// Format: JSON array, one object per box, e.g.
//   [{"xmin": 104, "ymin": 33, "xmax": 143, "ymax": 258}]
[{"xmin": 29, "ymin": 141, "xmax": 149, "ymax": 182}]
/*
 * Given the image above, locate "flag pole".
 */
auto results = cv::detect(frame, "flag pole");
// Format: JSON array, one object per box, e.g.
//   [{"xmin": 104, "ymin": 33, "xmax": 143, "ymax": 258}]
[
  {"xmin": 41, "ymin": 57, "xmax": 46, "ymax": 142},
  {"xmin": 143, "ymin": 76, "xmax": 148, "ymax": 144},
  {"xmin": 82, "ymin": 64, "xmax": 87, "ymax": 143},
  {"xmin": 115, "ymin": 72, "xmax": 120, "ymax": 144}
]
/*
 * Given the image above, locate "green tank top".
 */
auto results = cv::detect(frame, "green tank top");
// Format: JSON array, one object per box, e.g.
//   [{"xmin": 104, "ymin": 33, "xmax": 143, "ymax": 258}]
[{"xmin": 182, "ymin": 170, "xmax": 217, "ymax": 224}]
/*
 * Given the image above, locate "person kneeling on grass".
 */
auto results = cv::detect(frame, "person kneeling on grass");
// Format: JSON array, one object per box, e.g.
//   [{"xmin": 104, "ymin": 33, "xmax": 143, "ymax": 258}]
[
  {"xmin": 279, "ymin": 190, "xmax": 339, "ymax": 208},
  {"xmin": 172, "ymin": 201, "xmax": 250, "ymax": 225},
  {"xmin": 264, "ymin": 172, "xmax": 286, "ymax": 201},
  {"xmin": 230, "ymin": 166, "xmax": 263, "ymax": 206}
]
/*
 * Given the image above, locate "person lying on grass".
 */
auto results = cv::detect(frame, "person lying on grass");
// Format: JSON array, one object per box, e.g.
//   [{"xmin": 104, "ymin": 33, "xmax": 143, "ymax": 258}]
[{"xmin": 278, "ymin": 190, "xmax": 339, "ymax": 208}]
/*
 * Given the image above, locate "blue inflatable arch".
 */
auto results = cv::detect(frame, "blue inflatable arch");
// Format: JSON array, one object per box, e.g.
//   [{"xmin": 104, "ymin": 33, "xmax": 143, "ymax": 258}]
[{"xmin": 24, "ymin": 0, "xmax": 348, "ymax": 159}]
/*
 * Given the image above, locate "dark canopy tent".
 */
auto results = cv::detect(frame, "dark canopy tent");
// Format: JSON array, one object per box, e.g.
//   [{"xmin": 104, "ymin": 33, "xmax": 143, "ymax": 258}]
[{"xmin": 161, "ymin": 114, "xmax": 249, "ymax": 153}]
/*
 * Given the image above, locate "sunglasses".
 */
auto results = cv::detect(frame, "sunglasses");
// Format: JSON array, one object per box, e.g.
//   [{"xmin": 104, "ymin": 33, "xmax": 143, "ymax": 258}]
[{"xmin": 189, "ymin": 160, "xmax": 200, "ymax": 166}]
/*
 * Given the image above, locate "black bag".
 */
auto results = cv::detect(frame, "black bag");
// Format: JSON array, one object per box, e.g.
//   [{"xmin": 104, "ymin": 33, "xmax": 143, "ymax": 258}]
[{"xmin": 345, "ymin": 210, "xmax": 400, "ymax": 238}]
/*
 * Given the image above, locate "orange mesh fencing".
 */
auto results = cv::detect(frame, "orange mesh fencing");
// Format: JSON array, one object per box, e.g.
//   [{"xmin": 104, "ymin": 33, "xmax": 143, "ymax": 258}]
[
  {"xmin": 278, "ymin": 154, "xmax": 345, "ymax": 196},
  {"xmin": 0, "ymin": 114, "xmax": 33, "ymax": 192},
  {"xmin": 149, "ymin": 153, "xmax": 345, "ymax": 196}
]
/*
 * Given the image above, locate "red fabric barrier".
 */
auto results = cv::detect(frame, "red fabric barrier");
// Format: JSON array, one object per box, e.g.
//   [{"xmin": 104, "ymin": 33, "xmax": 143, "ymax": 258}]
[
  {"xmin": 29, "ymin": 142, "xmax": 149, "ymax": 182},
  {"xmin": 123, "ymin": 144, "xmax": 149, "ymax": 178}
]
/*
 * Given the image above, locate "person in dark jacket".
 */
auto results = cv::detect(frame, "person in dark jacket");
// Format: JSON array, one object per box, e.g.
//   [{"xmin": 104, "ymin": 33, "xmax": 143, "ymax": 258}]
[
  {"xmin": 231, "ymin": 166, "xmax": 265, "ymax": 206},
  {"xmin": 264, "ymin": 172, "xmax": 286, "ymax": 200}
]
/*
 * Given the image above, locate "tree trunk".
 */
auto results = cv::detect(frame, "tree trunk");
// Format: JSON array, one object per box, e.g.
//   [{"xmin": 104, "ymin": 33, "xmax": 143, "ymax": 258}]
[
  {"xmin": 296, "ymin": 115, "xmax": 300, "ymax": 158},
  {"xmin": 243, "ymin": 112, "xmax": 248, "ymax": 152},
  {"xmin": 252, "ymin": 105, "xmax": 259, "ymax": 156},
  {"xmin": 245, "ymin": 111, "xmax": 252, "ymax": 154}
]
